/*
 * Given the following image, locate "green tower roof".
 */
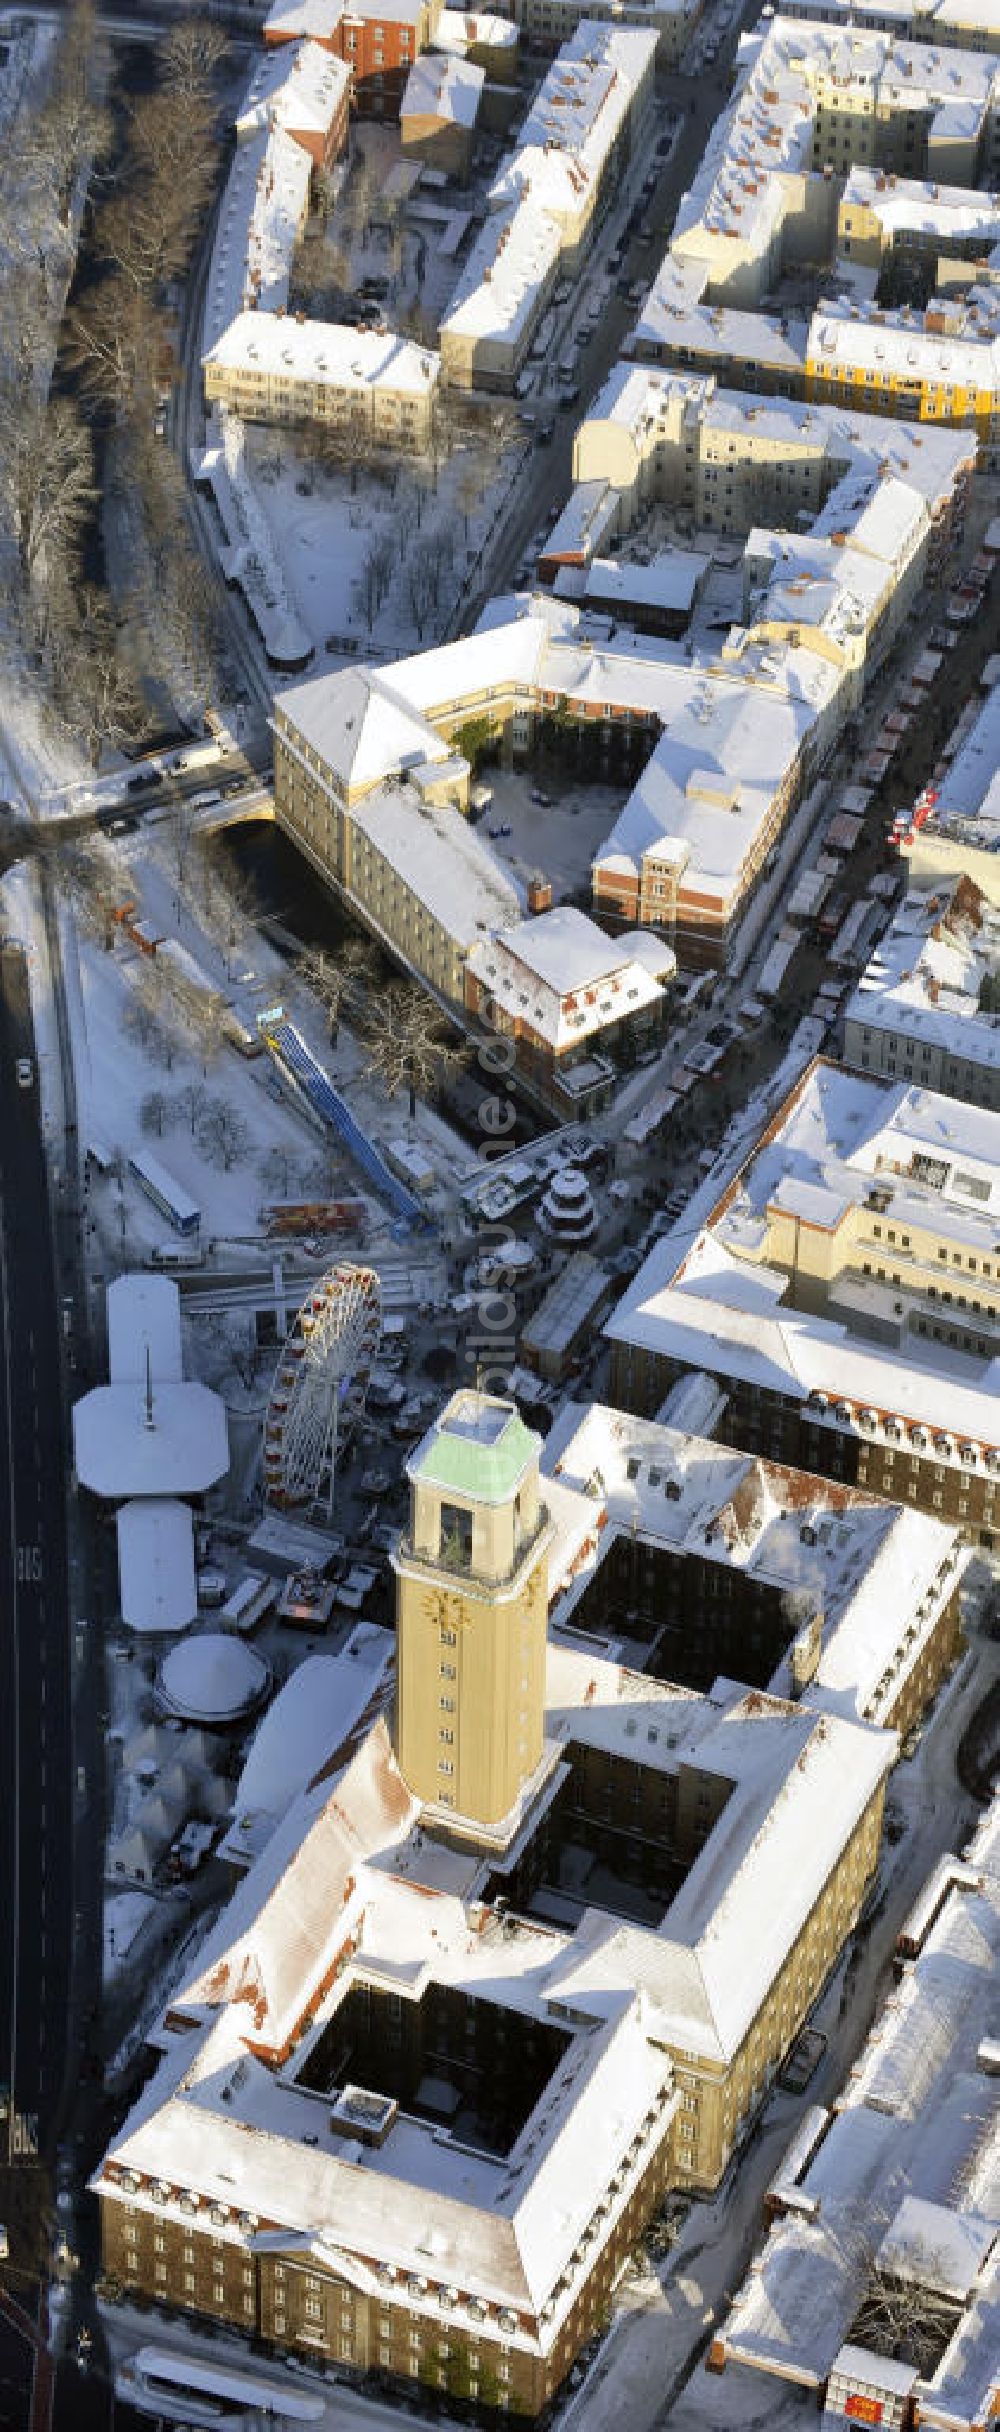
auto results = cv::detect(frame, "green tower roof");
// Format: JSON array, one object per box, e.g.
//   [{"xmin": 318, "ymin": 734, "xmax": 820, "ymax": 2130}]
[{"xmin": 410, "ymin": 1395, "xmax": 537, "ymax": 1504}]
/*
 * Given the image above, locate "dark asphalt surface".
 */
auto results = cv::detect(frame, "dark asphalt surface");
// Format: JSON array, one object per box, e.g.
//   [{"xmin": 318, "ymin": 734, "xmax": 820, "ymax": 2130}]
[{"xmin": 0, "ymin": 938, "xmax": 141, "ymax": 2432}]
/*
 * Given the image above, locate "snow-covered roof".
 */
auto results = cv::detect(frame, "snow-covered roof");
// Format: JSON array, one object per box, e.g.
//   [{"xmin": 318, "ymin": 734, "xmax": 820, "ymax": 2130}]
[
  {"xmin": 543, "ymin": 1400, "xmax": 965, "ymax": 1729},
  {"xmin": 401, "ymin": 48, "xmax": 484, "ymax": 126},
  {"xmin": 441, "ymin": 185, "xmax": 563, "ymax": 350},
  {"xmin": 275, "ymin": 663, "xmax": 454, "ymax": 797},
  {"xmin": 107, "ymin": 1273, "xmax": 182, "ymax": 1387},
  {"xmin": 808, "ymin": 290, "xmax": 1000, "ymax": 396},
  {"xmin": 349, "ymin": 780, "xmax": 524, "ymax": 948},
  {"xmin": 719, "ymin": 1796, "xmax": 1000, "ymax": 2401},
  {"xmin": 203, "ymin": 125, "xmax": 312, "ymax": 359},
  {"xmin": 467, "ymin": 906, "xmax": 670, "ymax": 1051},
  {"xmin": 157, "ymin": 1632, "xmax": 271, "ymax": 1726},
  {"xmin": 264, "ymin": 0, "xmax": 344, "ymax": 42},
  {"xmin": 841, "ymin": 164, "xmax": 1000, "ymax": 248},
  {"xmin": 117, "ymin": 1499, "xmax": 198, "ymax": 1636},
  {"xmin": 93, "ymin": 1642, "xmax": 893, "ymax": 2331},
  {"xmin": 236, "ymin": 36, "xmax": 350, "ymax": 145},
  {"xmin": 441, "ymin": 19, "xmax": 653, "ymax": 352},
  {"xmin": 515, "ymin": 21, "xmax": 656, "ymax": 222},
  {"xmin": 73, "ymin": 1380, "xmax": 230, "ymax": 1500},
  {"xmin": 845, "ymin": 877, "xmax": 1000, "ymax": 1075},
  {"xmin": 606, "ymin": 1058, "xmax": 1000, "ymax": 1459},
  {"xmin": 203, "ymin": 308, "xmax": 440, "ymax": 399},
  {"xmin": 592, "ymin": 641, "xmax": 839, "ymax": 905},
  {"xmin": 193, "ymin": 411, "xmax": 314, "ymax": 672},
  {"xmin": 782, "ymin": 0, "xmax": 1000, "ymax": 42},
  {"xmin": 222, "ymin": 1635, "xmax": 394, "ymax": 1866},
  {"xmin": 432, "ymin": 7, "xmax": 517, "ymax": 54},
  {"xmin": 906, "ymin": 675, "xmax": 1000, "ymax": 859},
  {"xmin": 584, "ymin": 552, "xmax": 705, "ymax": 617}
]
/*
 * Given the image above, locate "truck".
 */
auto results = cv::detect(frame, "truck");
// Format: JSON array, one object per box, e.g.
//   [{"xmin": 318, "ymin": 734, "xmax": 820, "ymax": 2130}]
[{"xmin": 528, "ymin": 308, "xmax": 557, "ymax": 364}]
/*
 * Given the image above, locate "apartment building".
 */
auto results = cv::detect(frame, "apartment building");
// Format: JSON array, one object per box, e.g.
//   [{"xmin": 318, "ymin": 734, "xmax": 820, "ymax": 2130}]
[
  {"xmin": 895, "ymin": 670, "xmax": 1000, "ymax": 910},
  {"xmin": 544, "ymin": 1399, "xmax": 967, "ymax": 1739},
  {"xmin": 400, "ymin": 48, "xmax": 484, "ymax": 175},
  {"xmin": 439, "ymin": 19, "xmax": 655, "ymax": 388},
  {"xmin": 265, "ymin": 0, "xmax": 443, "ymax": 118},
  {"xmin": 607, "ymin": 1058, "xmax": 1000, "ymax": 1542},
  {"xmin": 836, "ymin": 164, "xmax": 1000, "ymax": 268},
  {"xmin": 711, "ymin": 1798, "xmax": 1000, "ymax": 2430},
  {"xmin": 844, "ymin": 873, "xmax": 1000, "ymax": 1109},
  {"xmin": 202, "ymin": 310, "xmax": 440, "ymax": 442},
  {"xmin": 626, "ymin": 13, "xmax": 1000, "ymax": 455},
  {"xmin": 493, "ymin": 0, "xmax": 694, "ymax": 69},
  {"xmin": 272, "ymin": 599, "xmax": 841, "ymax": 972},
  {"xmin": 94, "ymin": 1392, "xmax": 894, "ymax": 2416},
  {"xmin": 572, "ymin": 365, "xmax": 972, "ymax": 570},
  {"xmin": 235, "ymin": 35, "xmax": 352, "ymax": 167},
  {"xmin": 780, "ymin": 0, "xmax": 1000, "ymax": 59},
  {"xmin": 465, "ymin": 905, "xmax": 674, "ymax": 1112}
]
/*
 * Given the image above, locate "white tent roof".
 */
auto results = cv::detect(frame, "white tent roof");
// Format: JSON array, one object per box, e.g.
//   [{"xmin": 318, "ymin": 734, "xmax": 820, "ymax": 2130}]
[
  {"xmin": 116, "ymin": 1499, "xmax": 198, "ymax": 1635},
  {"xmin": 73, "ymin": 1380, "xmax": 229, "ymax": 1499},
  {"xmin": 107, "ymin": 1273, "xmax": 182, "ymax": 1385},
  {"xmin": 157, "ymin": 1633, "xmax": 270, "ymax": 1725}
]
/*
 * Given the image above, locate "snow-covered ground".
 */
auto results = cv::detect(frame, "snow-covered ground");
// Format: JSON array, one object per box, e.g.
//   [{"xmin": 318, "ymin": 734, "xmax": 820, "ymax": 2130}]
[
  {"xmin": 466, "ymin": 767, "xmax": 630, "ymax": 903},
  {"xmin": 241, "ymin": 414, "xmax": 526, "ymax": 664},
  {"xmin": 78, "ymin": 940, "xmax": 322, "ymax": 1253}
]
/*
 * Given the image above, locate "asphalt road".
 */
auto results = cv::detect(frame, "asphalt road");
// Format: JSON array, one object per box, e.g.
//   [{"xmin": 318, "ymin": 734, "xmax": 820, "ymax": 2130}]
[{"xmin": 0, "ymin": 926, "xmax": 134, "ymax": 2431}]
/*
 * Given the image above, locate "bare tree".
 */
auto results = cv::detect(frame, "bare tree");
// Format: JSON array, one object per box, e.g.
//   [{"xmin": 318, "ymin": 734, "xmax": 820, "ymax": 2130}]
[
  {"xmin": 159, "ymin": 16, "xmax": 229, "ymax": 100},
  {"xmin": 405, "ymin": 529, "xmax": 453, "ymax": 640},
  {"xmin": 456, "ymin": 454, "xmax": 483, "ymax": 540},
  {"xmin": 260, "ymin": 1143, "xmax": 303, "ymax": 1200},
  {"xmin": 302, "ymin": 1144, "xmax": 343, "ymax": 1199},
  {"xmin": 56, "ymin": 588, "xmax": 151, "ymax": 765},
  {"xmin": 176, "ymin": 1079, "xmax": 211, "ymax": 1136},
  {"xmin": 832, "ymin": 2205, "xmax": 961, "ymax": 2379},
  {"xmin": 198, "ymin": 1097, "xmax": 252, "ymax": 1171},
  {"xmin": 0, "ymin": 392, "xmax": 95, "ymax": 586},
  {"xmin": 353, "ymin": 533, "xmax": 395, "ymax": 634},
  {"xmin": 62, "ymin": 277, "xmax": 159, "ymax": 418},
  {"xmin": 295, "ymin": 936, "xmax": 374, "ymax": 1040},
  {"xmin": 140, "ymin": 1089, "xmax": 174, "ymax": 1138},
  {"xmin": 38, "ymin": 0, "xmax": 112, "ymax": 229},
  {"xmin": 123, "ymin": 991, "xmax": 169, "ymax": 1061},
  {"xmin": 358, "ymin": 981, "xmax": 465, "ymax": 1119}
]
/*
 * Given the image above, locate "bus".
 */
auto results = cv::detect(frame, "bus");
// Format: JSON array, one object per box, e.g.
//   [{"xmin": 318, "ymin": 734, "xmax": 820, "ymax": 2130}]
[{"xmin": 128, "ymin": 1148, "xmax": 201, "ymax": 1236}]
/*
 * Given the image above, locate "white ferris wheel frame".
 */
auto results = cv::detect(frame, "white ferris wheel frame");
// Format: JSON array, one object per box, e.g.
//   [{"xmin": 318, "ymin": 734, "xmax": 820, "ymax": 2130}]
[{"xmin": 263, "ymin": 1261, "xmax": 382, "ymax": 1520}]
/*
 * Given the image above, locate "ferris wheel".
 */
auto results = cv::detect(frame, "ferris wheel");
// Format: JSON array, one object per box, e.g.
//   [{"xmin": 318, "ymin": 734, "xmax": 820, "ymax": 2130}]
[{"xmin": 263, "ymin": 1263, "xmax": 382, "ymax": 1519}]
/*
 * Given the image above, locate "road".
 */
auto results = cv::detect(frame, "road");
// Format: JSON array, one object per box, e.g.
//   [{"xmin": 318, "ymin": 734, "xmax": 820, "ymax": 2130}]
[
  {"xmin": 0, "ymin": 943, "xmax": 73, "ymax": 2183},
  {"xmin": 455, "ymin": 51, "xmax": 741, "ymax": 632}
]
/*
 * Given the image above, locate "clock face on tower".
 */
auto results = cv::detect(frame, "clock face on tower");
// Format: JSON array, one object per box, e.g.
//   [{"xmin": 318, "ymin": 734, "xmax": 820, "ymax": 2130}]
[{"xmin": 422, "ymin": 1587, "xmax": 469, "ymax": 1635}]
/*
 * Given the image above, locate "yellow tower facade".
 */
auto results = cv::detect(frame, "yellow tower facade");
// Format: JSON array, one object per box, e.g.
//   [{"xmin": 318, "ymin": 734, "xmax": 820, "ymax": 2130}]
[{"xmin": 392, "ymin": 1392, "xmax": 553, "ymax": 1841}]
